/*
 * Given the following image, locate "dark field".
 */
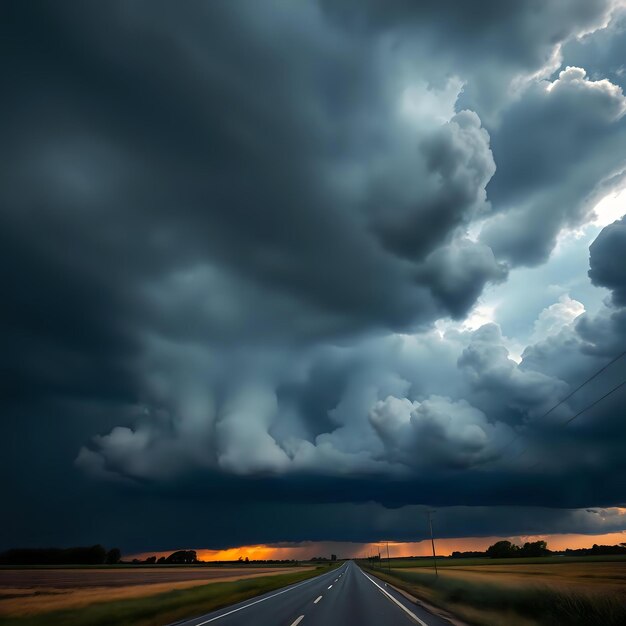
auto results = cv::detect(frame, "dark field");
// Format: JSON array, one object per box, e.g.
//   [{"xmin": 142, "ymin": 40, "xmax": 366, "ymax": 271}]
[
  {"xmin": 0, "ymin": 566, "xmax": 314, "ymax": 618},
  {"xmin": 0, "ymin": 566, "xmax": 307, "ymax": 589},
  {"xmin": 0, "ymin": 567, "xmax": 330, "ymax": 626}
]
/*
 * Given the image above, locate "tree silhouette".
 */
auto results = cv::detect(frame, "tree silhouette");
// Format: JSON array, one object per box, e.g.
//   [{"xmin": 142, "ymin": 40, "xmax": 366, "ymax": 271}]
[
  {"xmin": 105, "ymin": 548, "xmax": 121, "ymax": 564},
  {"xmin": 486, "ymin": 541, "xmax": 519, "ymax": 558}
]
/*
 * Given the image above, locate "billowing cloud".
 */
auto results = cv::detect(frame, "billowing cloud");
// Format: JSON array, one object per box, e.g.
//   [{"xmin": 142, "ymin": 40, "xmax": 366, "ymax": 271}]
[
  {"xmin": 481, "ymin": 66, "xmax": 626, "ymax": 266},
  {"xmin": 369, "ymin": 394, "xmax": 511, "ymax": 469},
  {"xmin": 589, "ymin": 216, "xmax": 626, "ymax": 305},
  {"xmin": 2, "ymin": 1, "xmax": 626, "ymax": 553}
]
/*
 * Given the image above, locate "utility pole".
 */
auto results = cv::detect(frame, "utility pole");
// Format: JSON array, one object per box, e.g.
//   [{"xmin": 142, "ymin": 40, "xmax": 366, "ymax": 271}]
[
  {"xmin": 377, "ymin": 546, "xmax": 381, "ymax": 569},
  {"xmin": 386, "ymin": 541, "xmax": 391, "ymax": 572},
  {"xmin": 426, "ymin": 510, "xmax": 438, "ymax": 578}
]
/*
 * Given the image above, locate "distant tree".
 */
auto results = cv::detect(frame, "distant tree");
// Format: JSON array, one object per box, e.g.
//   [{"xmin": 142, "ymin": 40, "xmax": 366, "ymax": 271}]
[
  {"xmin": 165, "ymin": 550, "xmax": 197, "ymax": 564},
  {"xmin": 105, "ymin": 548, "xmax": 121, "ymax": 564},
  {"xmin": 244, "ymin": 556, "xmax": 249, "ymax": 563},
  {"xmin": 486, "ymin": 541, "xmax": 519, "ymax": 558},
  {"xmin": 145, "ymin": 556, "xmax": 157, "ymax": 564},
  {"xmin": 331, "ymin": 554, "xmax": 337, "ymax": 561},
  {"xmin": 157, "ymin": 556, "xmax": 166, "ymax": 564},
  {"xmin": 520, "ymin": 541, "xmax": 549, "ymax": 557},
  {"xmin": 451, "ymin": 551, "xmax": 484, "ymax": 558}
]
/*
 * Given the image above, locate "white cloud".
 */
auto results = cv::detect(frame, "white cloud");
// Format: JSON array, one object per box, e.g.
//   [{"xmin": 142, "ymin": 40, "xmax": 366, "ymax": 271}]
[
  {"xmin": 530, "ymin": 294, "xmax": 586, "ymax": 343},
  {"xmin": 592, "ymin": 184, "xmax": 626, "ymax": 226}
]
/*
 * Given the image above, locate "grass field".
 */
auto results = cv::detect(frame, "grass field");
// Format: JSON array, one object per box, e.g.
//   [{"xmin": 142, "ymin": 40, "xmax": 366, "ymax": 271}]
[
  {"xmin": 364, "ymin": 557, "xmax": 626, "ymax": 626},
  {"xmin": 0, "ymin": 565, "xmax": 335, "ymax": 626},
  {"xmin": 381, "ymin": 554, "xmax": 626, "ymax": 568}
]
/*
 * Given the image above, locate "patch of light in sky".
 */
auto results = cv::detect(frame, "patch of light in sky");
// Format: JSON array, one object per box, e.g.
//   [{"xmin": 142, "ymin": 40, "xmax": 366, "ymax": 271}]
[
  {"xmin": 463, "ymin": 303, "xmax": 495, "ymax": 331},
  {"xmin": 433, "ymin": 184, "xmax": 623, "ymax": 363},
  {"xmin": 466, "ymin": 219, "xmax": 483, "ymax": 242},
  {"xmin": 399, "ymin": 76, "xmax": 464, "ymax": 126},
  {"xmin": 592, "ymin": 185, "xmax": 626, "ymax": 227}
]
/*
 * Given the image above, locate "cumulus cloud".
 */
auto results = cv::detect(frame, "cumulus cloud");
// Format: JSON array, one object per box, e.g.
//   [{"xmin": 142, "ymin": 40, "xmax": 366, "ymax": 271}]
[
  {"xmin": 368, "ymin": 111, "xmax": 495, "ymax": 260},
  {"xmin": 417, "ymin": 238, "xmax": 507, "ymax": 318},
  {"xmin": 481, "ymin": 67, "xmax": 626, "ymax": 266},
  {"xmin": 458, "ymin": 324, "xmax": 568, "ymax": 423},
  {"xmin": 369, "ymin": 395, "xmax": 511, "ymax": 469},
  {"xmin": 530, "ymin": 295, "xmax": 586, "ymax": 344}
]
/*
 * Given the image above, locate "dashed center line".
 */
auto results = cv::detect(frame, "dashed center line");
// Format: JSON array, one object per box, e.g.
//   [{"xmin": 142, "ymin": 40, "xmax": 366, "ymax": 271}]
[
  {"xmin": 314, "ymin": 595, "xmax": 323, "ymax": 604},
  {"xmin": 290, "ymin": 616, "xmax": 305, "ymax": 626},
  {"xmin": 328, "ymin": 585, "xmax": 333, "ymax": 589},
  {"xmin": 191, "ymin": 565, "xmax": 341, "ymax": 624}
]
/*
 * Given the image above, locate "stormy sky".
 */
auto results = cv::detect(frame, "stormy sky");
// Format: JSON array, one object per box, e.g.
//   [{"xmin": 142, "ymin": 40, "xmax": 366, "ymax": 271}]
[{"xmin": 2, "ymin": 0, "xmax": 626, "ymax": 555}]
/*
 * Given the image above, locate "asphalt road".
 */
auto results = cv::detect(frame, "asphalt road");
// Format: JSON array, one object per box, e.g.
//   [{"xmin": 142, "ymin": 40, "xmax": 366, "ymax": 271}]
[{"xmin": 172, "ymin": 561, "xmax": 451, "ymax": 626}]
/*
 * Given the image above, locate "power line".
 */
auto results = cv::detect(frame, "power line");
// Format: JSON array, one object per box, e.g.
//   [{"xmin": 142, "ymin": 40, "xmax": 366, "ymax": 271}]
[
  {"xmin": 426, "ymin": 510, "xmax": 438, "ymax": 578},
  {"xmin": 562, "ymin": 378, "xmax": 626, "ymax": 427},
  {"xmin": 482, "ymin": 349, "xmax": 626, "ymax": 465},
  {"xmin": 540, "ymin": 349, "xmax": 626, "ymax": 421},
  {"xmin": 510, "ymin": 377, "xmax": 626, "ymax": 465},
  {"xmin": 524, "ymin": 378, "xmax": 626, "ymax": 470}
]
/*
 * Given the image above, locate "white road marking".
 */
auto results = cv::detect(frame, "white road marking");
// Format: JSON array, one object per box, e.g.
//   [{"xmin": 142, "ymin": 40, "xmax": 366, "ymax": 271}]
[
  {"xmin": 191, "ymin": 566, "xmax": 344, "ymax": 625},
  {"xmin": 328, "ymin": 585, "xmax": 333, "ymax": 589},
  {"xmin": 314, "ymin": 595, "xmax": 323, "ymax": 604},
  {"xmin": 360, "ymin": 569, "xmax": 429, "ymax": 626},
  {"xmin": 290, "ymin": 616, "xmax": 305, "ymax": 626},
  {"xmin": 334, "ymin": 578, "xmax": 338, "ymax": 582}
]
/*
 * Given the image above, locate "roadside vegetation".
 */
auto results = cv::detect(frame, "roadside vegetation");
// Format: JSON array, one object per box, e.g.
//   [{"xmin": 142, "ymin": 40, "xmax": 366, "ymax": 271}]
[
  {"xmin": 0, "ymin": 566, "xmax": 336, "ymax": 626},
  {"xmin": 363, "ymin": 557, "xmax": 626, "ymax": 626},
  {"xmin": 378, "ymin": 553, "xmax": 626, "ymax": 569}
]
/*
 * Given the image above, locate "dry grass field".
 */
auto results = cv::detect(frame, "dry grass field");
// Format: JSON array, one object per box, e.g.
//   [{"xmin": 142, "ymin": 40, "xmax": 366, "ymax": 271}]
[
  {"xmin": 410, "ymin": 560, "xmax": 626, "ymax": 593},
  {"xmin": 365, "ymin": 557, "xmax": 626, "ymax": 626},
  {"xmin": 0, "ymin": 566, "xmax": 313, "ymax": 618}
]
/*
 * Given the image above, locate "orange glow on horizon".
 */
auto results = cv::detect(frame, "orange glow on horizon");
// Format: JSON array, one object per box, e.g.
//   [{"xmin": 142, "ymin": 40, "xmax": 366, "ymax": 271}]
[{"xmin": 128, "ymin": 530, "xmax": 626, "ymax": 562}]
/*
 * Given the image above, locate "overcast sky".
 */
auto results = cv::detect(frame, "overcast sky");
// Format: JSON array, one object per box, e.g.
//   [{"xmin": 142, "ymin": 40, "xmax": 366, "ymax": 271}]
[{"xmin": 2, "ymin": 0, "xmax": 626, "ymax": 555}]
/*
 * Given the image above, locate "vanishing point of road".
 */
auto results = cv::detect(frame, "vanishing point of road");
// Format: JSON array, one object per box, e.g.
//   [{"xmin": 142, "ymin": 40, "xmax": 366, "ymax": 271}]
[{"xmin": 172, "ymin": 561, "xmax": 451, "ymax": 626}]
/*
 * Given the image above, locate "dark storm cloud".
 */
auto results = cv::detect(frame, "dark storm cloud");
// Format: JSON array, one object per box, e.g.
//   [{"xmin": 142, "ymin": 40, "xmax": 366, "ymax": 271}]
[
  {"xmin": 416, "ymin": 239, "xmax": 506, "ymax": 319},
  {"xmin": 368, "ymin": 110, "xmax": 495, "ymax": 261},
  {"xmin": 562, "ymin": 7, "xmax": 626, "ymax": 91},
  {"xmin": 3, "ymin": 0, "xmax": 626, "ymax": 551},
  {"xmin": 1, "ymin": 0, "xmax": 507, "ymax": 351},
  {"xmin": 321, "ymin": 0, "xmax": 615, "ymax": 119},
  {"xmin": 481, "ymin": 66, "xmax": 626, "ymax": 266},
  {"xmin": 589, "ymin": 216, "xmax": 626, "ymax": 305}
]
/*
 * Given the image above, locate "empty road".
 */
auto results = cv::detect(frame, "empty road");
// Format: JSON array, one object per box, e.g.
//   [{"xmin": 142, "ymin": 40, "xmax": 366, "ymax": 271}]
[{"xmin": 172, "ymin": 561, "xmax": 451, "ymax": 626}]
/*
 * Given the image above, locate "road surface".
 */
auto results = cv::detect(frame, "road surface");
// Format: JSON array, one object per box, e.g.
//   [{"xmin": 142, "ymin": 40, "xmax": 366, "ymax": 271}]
[{"xmin": 171, "ymin": 561, "xmax": 451, "ymax": 626}]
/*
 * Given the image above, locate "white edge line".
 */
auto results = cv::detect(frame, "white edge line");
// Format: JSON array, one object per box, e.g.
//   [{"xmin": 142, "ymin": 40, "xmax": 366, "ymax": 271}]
[
  {"xmin": 290, "ymin": 616, "xmax": 305, "ymax": 626},
  {"xmin": 191, "ymin": 565, "xmax": 344, "ymax": 625},
  {"xmin": 360, "ymin": 568, "xmax": 429, "ymax": 626}
]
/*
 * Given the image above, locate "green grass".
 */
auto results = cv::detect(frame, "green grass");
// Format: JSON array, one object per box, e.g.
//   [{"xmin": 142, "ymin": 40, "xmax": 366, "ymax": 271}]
[
  {"xmin": 375, "ymin": 554, "xmax": 626, "ymax": 569},
  {"xmin": 363, "ymin": 565, "xmax": 626, "ymax": 626},
  {"xmin": 0, "ymin": 566, "xmax": 337, "ymax": 626}
]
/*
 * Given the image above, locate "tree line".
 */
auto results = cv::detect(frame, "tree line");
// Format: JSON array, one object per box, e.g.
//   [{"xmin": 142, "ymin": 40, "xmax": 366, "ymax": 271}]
[
  {"xmin": 0, "ymin": 547, "xmax": 198, "ymax": 565},
  {"xmin": 450, "ymin": 540, "xmax": 550, "ymax": 559},
  {"xmin": 451, "ymin": 540, "xmax": 626, "ymax": 559}
]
